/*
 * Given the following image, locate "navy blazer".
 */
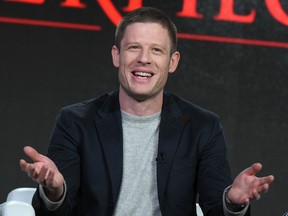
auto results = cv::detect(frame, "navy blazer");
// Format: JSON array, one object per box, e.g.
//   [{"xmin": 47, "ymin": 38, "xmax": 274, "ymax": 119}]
[{"xmin": 33, "ymin": 91, "xmax": 235, "ymax": 216}]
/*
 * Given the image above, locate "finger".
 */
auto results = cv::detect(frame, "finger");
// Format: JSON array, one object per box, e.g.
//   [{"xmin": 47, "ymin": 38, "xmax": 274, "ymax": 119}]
[
  {"xmin": 262, "ymin": 175, "xmax": 275, "ymax": 184},
  {"xmin": 23, "ymin": 146, "xmax": 43, "ymax": 162},
  {"xmin": 258, "ymin": 181, "xmax": 273, "ymax": 195},
  {"xmin": 45, "ymin": 170, "xmax": 55, "ymax": 188},
  {"xmin": 19, "ymin": 159, "xmax": 29, "ymax": 172},
  {"xmin": 253, "ymin": 190, "xmax": 261, "ymax": 200},
  {"xmin": 37, "ymin": 165, "xmax": 49, "ymax": 185},
  {"xmin": 28, "ymin": 163, "xmax": 45, "ymax": 179},
  {"xmin": 25, "ymin": 164, "xmax": 37, "ymax": 179}
]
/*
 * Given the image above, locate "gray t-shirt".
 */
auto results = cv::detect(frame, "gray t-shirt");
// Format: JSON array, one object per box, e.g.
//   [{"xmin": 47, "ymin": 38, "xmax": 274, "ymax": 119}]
[{"xmin": 113, "ymin": 110, "xmax": 162, "ymax": 216}]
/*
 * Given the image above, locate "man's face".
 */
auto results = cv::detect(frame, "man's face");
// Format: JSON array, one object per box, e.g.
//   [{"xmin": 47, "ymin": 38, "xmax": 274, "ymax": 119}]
[{"xmin": 112, "ymin": 22, "xmax": 180, "ymax": 101}]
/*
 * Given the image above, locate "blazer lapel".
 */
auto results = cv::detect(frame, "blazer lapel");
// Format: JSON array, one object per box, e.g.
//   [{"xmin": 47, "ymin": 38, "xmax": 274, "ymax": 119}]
[
  {"xmin": 94, "ymin": 92, "xmax": 123, "ymax": 204},
  {"xmin": 157, "ymin": 94, "xmax": 191, "ymax": 204}
]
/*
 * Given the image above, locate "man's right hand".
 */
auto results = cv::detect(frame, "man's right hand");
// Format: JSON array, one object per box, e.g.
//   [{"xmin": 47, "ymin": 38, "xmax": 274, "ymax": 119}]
[{"xmin": 20, "ymin": 146, "xmax": 65, "ymax": 202}]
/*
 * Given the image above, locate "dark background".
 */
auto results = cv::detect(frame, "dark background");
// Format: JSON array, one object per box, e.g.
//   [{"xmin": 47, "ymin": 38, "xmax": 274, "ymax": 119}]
[{"xmin": 0, "ymin": 1, "xmax": 287, "ymax": 215}]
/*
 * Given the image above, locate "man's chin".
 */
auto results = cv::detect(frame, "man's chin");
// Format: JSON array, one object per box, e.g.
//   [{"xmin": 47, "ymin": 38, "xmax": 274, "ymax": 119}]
[
  {"xmin": 130, "ymin": 91, "xmax": 163, "ymax": 102},
  {"xmin": 121, "ymin": 87, "xmax": 161, "ymax": 102},
  {"xmin": 130, "ymin": 93, "xmax": 150, "ymax": 102}
]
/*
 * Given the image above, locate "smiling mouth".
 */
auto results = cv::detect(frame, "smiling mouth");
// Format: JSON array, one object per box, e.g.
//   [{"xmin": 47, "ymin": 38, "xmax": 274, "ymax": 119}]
[{"xmin": 132, "ymin": 71, "xmax": 154, "ymax": 78}]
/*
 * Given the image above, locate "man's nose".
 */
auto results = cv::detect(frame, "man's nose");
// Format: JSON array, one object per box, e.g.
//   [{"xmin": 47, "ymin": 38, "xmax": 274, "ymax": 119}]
[{"xmin": 137, "ymin": 49, "xmax": 151, "ymax": 64}]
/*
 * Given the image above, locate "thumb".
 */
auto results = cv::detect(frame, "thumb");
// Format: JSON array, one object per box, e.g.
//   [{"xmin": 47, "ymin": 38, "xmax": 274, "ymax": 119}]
[
  {"xmin": 244, "ymin": 163, "xmax": 262, "ymax": 176},
  {"xmin": 23, "ymin": 146, "xmax": 43, "ymax": 162}
]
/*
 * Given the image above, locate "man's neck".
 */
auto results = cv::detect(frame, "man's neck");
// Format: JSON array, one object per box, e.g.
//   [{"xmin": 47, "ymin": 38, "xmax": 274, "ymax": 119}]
[{"xmin": 119, "ymin": 89, "xmax": 163, "ymax": 116}]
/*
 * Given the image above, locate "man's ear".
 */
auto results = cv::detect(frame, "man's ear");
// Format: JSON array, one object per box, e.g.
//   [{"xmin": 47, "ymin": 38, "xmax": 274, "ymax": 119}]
[
  {"xmin": 168, "ymin": 51, "xmax": 180, "ymax": 74},
  {"xmin": 111, "ymin": 45, "xmax": 120, "ymax": 68}
]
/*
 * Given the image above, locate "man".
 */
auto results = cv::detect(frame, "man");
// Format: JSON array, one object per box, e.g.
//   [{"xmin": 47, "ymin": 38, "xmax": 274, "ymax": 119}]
[{"xmin": 20, "ymin": 7, "xmax": 274, "ymax": 216}]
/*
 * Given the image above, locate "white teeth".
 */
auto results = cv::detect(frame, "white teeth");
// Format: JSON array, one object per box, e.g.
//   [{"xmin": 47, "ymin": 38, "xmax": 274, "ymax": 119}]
[{"xmin": 133, "ymin": 72, "xmax": 152, "ymax": 77}]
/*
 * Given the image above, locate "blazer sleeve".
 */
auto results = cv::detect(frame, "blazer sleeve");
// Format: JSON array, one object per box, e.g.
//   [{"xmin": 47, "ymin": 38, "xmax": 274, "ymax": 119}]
[
  {"xmin": 32, "ymin": 107, "xmax": 81, "ymax": 216},
  {"xmin": 197, "ymin": 116, "xmax": 233, "ymax": 215}
]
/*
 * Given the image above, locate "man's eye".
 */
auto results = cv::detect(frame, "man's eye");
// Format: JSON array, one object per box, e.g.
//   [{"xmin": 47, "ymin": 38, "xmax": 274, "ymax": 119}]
[
  {"xmin": 129, "ymin": 46, "xmax": 139, "ymax": 50},
  {"xmin": 152, "ymin": 48, "xmax": 163, "ymax": 53}
]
